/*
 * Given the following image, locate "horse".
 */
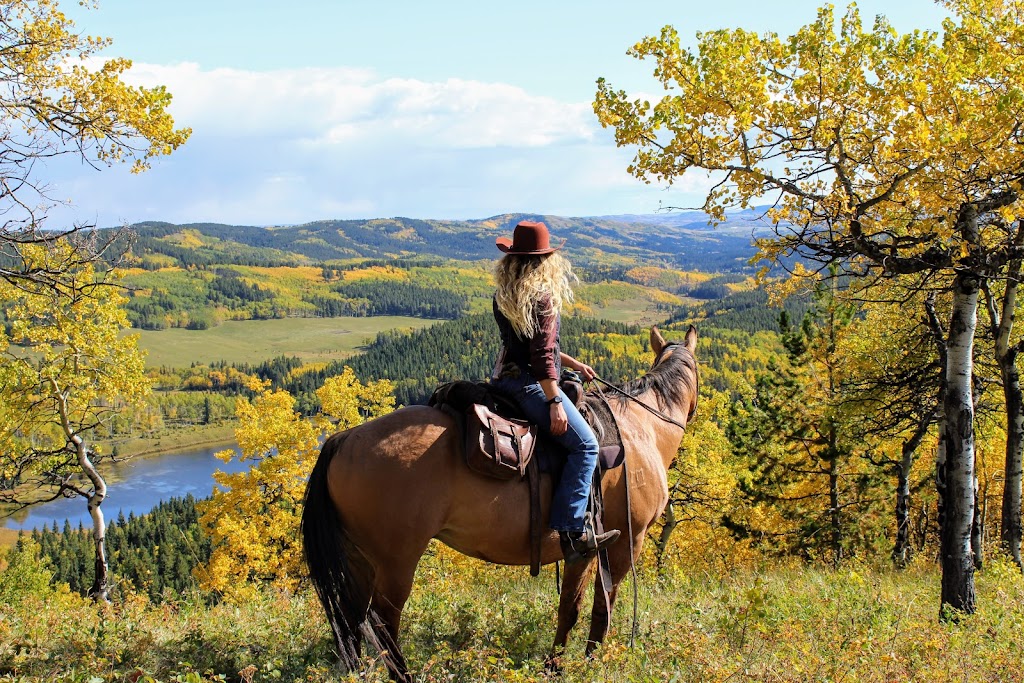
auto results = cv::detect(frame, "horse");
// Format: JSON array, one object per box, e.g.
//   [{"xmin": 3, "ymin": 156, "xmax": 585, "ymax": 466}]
[{"xmin": 301, "ymin": 325, "xmax": 699, "ymax": 680}]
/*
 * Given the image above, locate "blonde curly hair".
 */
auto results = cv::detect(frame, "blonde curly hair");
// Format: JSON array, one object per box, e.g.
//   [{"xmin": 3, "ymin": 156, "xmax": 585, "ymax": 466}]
[{"xmin": 494, "ymin": 252, "xmax": 576, "ymax": 339}]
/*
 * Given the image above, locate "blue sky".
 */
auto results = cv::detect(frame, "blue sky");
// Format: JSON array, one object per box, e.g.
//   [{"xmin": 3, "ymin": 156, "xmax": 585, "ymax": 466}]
[{"xmin": 47, "ymin": 0, "xmax": 951, "ymax": 227}]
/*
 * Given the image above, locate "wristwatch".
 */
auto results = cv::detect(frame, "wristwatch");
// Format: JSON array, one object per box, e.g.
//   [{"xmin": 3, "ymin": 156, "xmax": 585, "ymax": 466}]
[{"xmin": 546, "ymin": 395, "xmax": 563, "ymax": 406}]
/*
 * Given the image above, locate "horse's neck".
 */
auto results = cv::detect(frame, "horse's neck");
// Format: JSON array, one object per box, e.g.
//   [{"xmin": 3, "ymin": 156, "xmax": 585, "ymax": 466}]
[{"xmin": 612, "ymin": 387, "xmax": 687, "ymax": 471}]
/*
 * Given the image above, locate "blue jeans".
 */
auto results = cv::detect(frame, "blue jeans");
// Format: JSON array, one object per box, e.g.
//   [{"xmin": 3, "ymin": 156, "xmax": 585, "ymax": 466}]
[{"xmin": 491, "ymin": 376, "xmax": 599, "ymax": 533}]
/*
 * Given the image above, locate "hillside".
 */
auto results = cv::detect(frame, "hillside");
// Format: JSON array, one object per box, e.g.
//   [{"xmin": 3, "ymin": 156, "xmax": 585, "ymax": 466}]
[
  {"xmin": 124, "ymin": 210, "xmax": 764, "ymax": 272},
  {"xmin": 108, "ymin": 212, "xmax": 764, "ymax": 333}
]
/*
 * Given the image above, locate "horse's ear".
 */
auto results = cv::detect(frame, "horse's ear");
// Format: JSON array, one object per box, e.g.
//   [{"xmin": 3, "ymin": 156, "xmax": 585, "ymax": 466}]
[
  {"xmin": 684, "ymin": 325, "xmax": 697, "ymax": 354},
  {"xmin": 650, "ymin": 326, "xmax": 667, "ymax": 355}
]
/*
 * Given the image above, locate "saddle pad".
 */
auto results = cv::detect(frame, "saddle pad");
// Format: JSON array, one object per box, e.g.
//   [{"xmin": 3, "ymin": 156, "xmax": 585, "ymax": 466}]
[{"xmin": 581, "ymin": 393, "xmax": 625, "ymax": 471}]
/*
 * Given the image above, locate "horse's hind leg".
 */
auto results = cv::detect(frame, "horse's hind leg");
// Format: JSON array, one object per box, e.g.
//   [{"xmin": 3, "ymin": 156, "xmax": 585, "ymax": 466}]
[
  {"xmin": 367, "ymin": 555, "xmax": 420, "ymax": 682},
  {"xmin": 546, "ymin": 559, "xmax": 596, "ymax": 669}
]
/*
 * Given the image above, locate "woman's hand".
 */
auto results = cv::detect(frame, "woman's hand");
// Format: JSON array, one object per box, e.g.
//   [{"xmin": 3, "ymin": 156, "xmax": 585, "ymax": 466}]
[
  {"xmin": 575, "ymin": 362, "xmax": 596, "ymax": 382},
  {"xmin": 561, "ymin": 353, "xmax": 597, "ymax": 382},
  {"xmin": 550, "ymin": 402, "xmax": 568, "ymax": 436}
]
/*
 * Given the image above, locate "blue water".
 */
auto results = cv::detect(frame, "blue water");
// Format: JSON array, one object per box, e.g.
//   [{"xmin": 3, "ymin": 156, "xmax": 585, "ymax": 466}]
[{"xmin": 1, "ymin": 442, "xmax": 249, "ymax": 531}]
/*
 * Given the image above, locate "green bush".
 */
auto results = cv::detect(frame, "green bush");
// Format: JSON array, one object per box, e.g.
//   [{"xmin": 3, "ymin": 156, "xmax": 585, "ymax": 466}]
[{"xmin": 0, "ymin": 536, "xmax": 54, "ymax": 603}]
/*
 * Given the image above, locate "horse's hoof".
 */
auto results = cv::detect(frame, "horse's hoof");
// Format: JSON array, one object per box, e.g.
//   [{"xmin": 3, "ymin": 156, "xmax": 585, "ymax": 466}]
[{"xmin": 544, "ymin": 652, "xmax": 564, "ymax": 675}]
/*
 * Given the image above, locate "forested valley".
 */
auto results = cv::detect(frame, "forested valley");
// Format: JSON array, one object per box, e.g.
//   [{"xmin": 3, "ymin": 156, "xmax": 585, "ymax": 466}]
[
  {"xmin": 4, "ymin": 1, "xmax": 1024, "ymax": 682},
  {"xmin": 5, "ymin": 214, "xmax": 1024, "ymax": 680}
]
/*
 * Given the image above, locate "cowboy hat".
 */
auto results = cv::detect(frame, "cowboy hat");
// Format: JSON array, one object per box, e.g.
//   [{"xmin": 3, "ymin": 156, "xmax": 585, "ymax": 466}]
[{"xmin": 495, "ymin": 220, "xmax": 566, "ymax": 255}]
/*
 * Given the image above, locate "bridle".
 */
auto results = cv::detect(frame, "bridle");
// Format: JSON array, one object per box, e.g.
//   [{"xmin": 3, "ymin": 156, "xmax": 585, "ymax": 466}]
[{"xmin": 591, "ymin": 342, "xmax": 693, "ymax": 431}]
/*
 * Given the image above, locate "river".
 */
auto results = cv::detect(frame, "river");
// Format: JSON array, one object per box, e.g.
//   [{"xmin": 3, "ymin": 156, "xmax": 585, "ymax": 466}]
[{"xmin": 1, "ymin": 442, "xmax": 248, "ymax": 531}]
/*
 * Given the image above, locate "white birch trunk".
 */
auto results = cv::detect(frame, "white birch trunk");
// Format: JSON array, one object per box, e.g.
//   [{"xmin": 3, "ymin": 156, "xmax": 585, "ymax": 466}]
[
  {"xmin": 995, "ymin": 275, "xmax": 1024, "ymax": 569},
  {"xmin": 1002, "ymin": 355, "xmax": 1024, "ymax": 568},
  {"xmin": 940, "ymin": 273, "xmax": 978, "ymax": 616},
  {"xmin": 50, "ymin": 378, "xmax": 110, "ymax": 602},
  {"xmin": 893, "ymin": 415, "xmax": 931, "ymax": 568}
]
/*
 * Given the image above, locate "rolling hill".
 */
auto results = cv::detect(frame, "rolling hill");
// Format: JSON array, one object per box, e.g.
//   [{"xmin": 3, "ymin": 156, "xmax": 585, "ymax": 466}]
[{"xmin": 123, "ymin": 210, "xmax": 765, "ymax": 272}]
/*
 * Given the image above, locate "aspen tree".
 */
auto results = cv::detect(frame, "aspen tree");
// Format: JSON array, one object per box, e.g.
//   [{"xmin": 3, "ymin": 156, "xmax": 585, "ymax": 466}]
[
  {"xmin": 595, "ymin": 0, "xmax": 1024, "ymax": 613},
  {"xmin": 0, "ymin": 243, "xmax": 148, "ymax": 600}
]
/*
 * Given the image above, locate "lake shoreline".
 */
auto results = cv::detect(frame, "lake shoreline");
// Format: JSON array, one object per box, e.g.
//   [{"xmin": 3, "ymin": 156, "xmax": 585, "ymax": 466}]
[
  {"xmin": 0, "ymin": 423, "xmax": 241, "ymax": 547},
  {"xmin": 103, "ymin": 422, "xmax": 239, "ymax": 461}
]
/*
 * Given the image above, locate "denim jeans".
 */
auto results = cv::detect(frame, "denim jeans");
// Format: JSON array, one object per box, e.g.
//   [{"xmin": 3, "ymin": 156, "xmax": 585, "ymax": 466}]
[{"xmin": 491, "ymin": 375, "xmax": 599, "ymax": 533}]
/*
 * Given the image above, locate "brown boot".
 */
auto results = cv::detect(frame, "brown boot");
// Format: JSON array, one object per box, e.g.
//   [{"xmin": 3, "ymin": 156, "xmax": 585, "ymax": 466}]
[{"xmin": 559, "ymin": 526, "xmax": 620, "ymax": 565}]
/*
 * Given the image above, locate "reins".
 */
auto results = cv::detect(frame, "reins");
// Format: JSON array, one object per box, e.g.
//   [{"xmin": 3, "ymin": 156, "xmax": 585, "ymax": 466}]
[
  {"xmin": 592, "ymin": 376, "xmax": 688, "ymax": 431},
  {"xmin": 587, "ymin": 342, "xmax": 692, "ymax": 648}
]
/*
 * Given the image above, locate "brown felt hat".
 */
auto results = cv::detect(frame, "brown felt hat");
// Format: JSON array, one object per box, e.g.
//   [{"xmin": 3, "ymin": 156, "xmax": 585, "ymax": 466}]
[{"xmin": 496, "ymin": 220, "xmax": 566, "ymax": 255}]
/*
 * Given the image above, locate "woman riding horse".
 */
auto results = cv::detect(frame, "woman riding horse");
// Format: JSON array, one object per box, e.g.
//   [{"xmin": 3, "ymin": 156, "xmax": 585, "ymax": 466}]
[
  {"xmin": 302, "ymin": 243, "xmax": 699, "ymax": 681},
  {"xmin": 491, "ymin": 219, "xmax": 619, "ymax": 563}
]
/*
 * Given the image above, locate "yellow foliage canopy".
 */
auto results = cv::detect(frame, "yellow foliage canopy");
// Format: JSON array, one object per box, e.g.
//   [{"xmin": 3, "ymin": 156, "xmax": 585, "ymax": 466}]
[
  {"xmin": 0, "ymin": 242, "xmax": 150, "ymax": 491},
  {"xmin": 595, "ymin": 0, "xmax": 1024, "ymax": 283},
  {"xmin": 196, "ymin": 369, "xmax": 395, "ymax": 601}
]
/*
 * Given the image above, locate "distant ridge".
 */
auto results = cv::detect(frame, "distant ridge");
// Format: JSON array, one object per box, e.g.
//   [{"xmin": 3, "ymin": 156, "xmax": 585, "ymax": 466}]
[
  {"xmin": 124, "ymin": 211, "xmax": 765, "ymax": 272},
  {"xmin": 591, "ymin": 206, "xmax": 776, "ymax": 233}
]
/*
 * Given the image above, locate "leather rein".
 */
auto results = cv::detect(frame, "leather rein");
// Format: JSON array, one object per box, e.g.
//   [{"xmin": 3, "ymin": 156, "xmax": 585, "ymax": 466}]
[
  {"xmin": 591, "ymin": 343, "xmax": 690, "ymax": 431},
  {"xmin": 585, "ymin": 342, "xmax": 690, "ymax": 648}
]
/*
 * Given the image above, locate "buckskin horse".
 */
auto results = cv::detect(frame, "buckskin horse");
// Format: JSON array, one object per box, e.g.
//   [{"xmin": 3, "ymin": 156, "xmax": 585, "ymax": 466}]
[{"xmin": 301, "ymin": 326, "xmax": 698, "ymax": 680}]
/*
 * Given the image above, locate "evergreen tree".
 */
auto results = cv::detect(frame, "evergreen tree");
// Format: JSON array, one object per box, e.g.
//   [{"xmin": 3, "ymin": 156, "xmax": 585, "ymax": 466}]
[{"xmin": 729, "ymin": 282, "xmax": 879, "ymax": 563}]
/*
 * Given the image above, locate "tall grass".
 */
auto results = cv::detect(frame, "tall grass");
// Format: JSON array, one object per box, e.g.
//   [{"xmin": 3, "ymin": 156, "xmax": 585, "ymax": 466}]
[{"xmin": 1, "ymin": 542, "xmax": 1022, "ymax": 682}]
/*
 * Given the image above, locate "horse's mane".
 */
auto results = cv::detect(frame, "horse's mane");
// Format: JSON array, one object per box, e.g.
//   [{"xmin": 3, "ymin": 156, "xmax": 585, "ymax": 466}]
[{"xmin": 618, "ymin": 343, "xmax": 698, "ymax": 412}]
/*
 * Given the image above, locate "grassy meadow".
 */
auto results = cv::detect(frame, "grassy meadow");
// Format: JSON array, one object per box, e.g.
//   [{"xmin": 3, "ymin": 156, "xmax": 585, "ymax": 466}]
[
  {"xmin": 580, "ymin": 296, "xmax": 693, "ymax": 326},
  {"xmin": 2, "ymin": 543, "xmax": 1023, "ymax": 682},
  {"xmin": 135, "ymin": 316, "xmax": 440, "ymax": 368},
  {"xmin": 97, "ymin": 423, "xmax": 238, "ymax": 460}
]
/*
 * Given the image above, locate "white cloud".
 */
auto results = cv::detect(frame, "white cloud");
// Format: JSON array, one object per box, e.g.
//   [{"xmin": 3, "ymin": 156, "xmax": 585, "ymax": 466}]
[
  {"xmin": 40, "ymin": 61, "xmax": 702, "ymax": 226},
  {"xmin": 123, "ymin": 63, "xmax": 596, "ymax": 148}
]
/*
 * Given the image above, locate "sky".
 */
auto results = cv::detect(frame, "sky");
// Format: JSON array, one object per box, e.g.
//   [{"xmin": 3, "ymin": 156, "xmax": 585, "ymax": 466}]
[{"xmin": 44, "ymin": 0, "xmax": 952, "ymax": 228}]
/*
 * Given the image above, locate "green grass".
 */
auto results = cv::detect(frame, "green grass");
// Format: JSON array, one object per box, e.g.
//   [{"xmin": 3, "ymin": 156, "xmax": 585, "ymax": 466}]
[
  {"xmin": 586, "ymin": 297, "xmax": 666, "ymax": 325},
  {"xmin": 134, "ymin": 316, "xmax": 439, "ymax": 368},
  {"xmin": 584, "ymin": 296, "xmax": 701, "ymax": 326},
  {"xmin": 3, "ymin": 546, "xmax": 1023, "ymax": 682}
]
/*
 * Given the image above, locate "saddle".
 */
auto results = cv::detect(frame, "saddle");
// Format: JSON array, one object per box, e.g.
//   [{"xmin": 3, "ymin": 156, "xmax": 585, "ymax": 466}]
[
  {"xmin": 427, "ymin": 373, "xmax": 625, "ymax": 577},
  {"xmin": 426, "ymin": 379, "xmax": 535, "ymax": 479}
]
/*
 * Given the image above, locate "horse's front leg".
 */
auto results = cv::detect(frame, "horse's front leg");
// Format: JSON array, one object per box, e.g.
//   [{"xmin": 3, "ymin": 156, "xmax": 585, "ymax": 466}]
[
  {"xmin": 546, "ymin": 558, "xmax": 596, "ymax": 670},
  {"xmin": 584, "ymin": 574, "xmax": 620, "ymax": 654},
  {"xmin": 585, "ymin": 533, "xmax": 645, "ymax": 654}
]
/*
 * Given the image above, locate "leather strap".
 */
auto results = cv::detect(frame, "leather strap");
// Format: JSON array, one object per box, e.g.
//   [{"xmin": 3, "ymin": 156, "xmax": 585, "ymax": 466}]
[
  {"xmin": 593, "ymin": 375, "xmax": 688, "ymax": 430},
  {"xmin": 591, "ymin": 467, "xmax": 614, "ymax": 612},
  {"xmin": 514, "ymin": 430, "xmax": 525, "ymax": 476},
  {"xmin": 527, "ymin": 456, "xmax": 541, "ymax": 576}
]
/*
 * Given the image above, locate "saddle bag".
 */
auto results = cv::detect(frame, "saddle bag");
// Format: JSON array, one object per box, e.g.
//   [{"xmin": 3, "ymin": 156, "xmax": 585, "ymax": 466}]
[{"xmin": 465, "ymin": 403, "xmax": 537, "ymax": 480}]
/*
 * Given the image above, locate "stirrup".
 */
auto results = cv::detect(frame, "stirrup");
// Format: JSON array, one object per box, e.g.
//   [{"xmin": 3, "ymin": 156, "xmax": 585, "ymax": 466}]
[{"xmin": 559, "ymin": 525, "xmax": 620, "ymax": 565}]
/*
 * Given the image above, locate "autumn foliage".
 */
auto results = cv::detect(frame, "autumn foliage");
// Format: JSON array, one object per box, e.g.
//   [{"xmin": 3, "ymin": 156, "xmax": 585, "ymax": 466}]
[{"xmin": 196, "ymin": 370, "xmax": 394, "ymax": 601}]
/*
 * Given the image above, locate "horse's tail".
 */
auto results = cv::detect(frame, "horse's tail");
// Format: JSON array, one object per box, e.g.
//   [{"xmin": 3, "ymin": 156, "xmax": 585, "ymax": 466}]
[{"xmin": 301, "ymin": 430, "xmax": 405, "ymax": 677}]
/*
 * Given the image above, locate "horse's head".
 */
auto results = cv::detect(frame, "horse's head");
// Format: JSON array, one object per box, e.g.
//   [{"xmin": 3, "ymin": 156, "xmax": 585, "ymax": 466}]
[{"xmin": 648, "ymin": 324, "xmax": 699, "ymax": 420}]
